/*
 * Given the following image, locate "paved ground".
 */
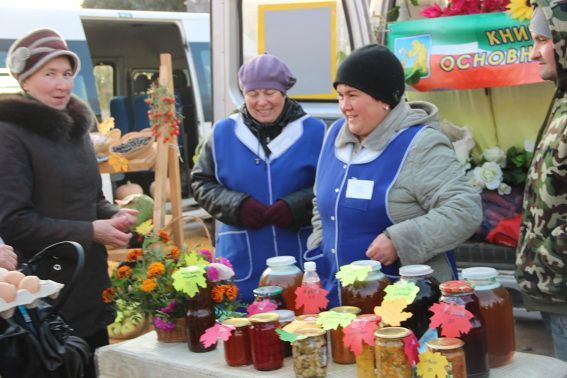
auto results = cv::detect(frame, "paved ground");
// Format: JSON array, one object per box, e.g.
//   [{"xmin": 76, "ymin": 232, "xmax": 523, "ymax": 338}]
[{"xmin": 515, "ymin": 317, "xmax": 555, "ymax": 357}]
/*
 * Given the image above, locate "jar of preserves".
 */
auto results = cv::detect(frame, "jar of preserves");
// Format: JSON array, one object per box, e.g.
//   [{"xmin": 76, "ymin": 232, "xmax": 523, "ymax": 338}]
[
  {"xmin": 185, "ymin": 283, "xmax": 216, "ymax": 353},
  {"xmin": 253, "ymin": 286, "xmax": 285, "ymax": 309},
  {"xmin": 284, "ymin": 314, "xmax": 320, "ymax": 333},
  {"xmin": 292, "ymin": 327, "xmax": 328, "ymax": 378},
  {"xmin": 374, "ymin": 327, "xmax": 412, "ymax": 378},
  {"xmin": 354, "ymin": 314, "xmax": 381, "ymax": 378},
  {"xmin": 463, "ymin": 267, "xmax": 515, "ymax": 368},
  {"xmin": 275, "ymin": 309, "xmax": 295, "ymax": 357},
  {"xmin": 440, "ymin": 280, "xmax": 489, "ymax": 378},
  {"xmin": 426, "ymin": 337, "xmax": 467, "ymax": 378},
  {"xmin": 259, "ymin": 256, "xmax": 303, "ymax": 314},
  {"xmin": 330, "ymin": 306, "xmax": 361, "ymax": 364},
  {"xmin": 249, "ymin": 312, "xmax": 284, "ymax": 371},
  {"xmin": 222, "ymin": 318, "xmax": 252, "ymax": 367},
  {"xmin": 341, "ymin": 260, "xmax": 390, "ymax": 314},
  {"xmin": 398, "ymin": 264, "xmax": 441, "ymax": 338}
]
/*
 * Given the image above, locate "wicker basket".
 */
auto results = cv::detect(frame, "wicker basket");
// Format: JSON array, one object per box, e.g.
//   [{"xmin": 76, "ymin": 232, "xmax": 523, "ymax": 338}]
[
  {"xmin": 155, "ymin": 317, "xmax": 186, "ymax": 343},
  {"xmin": 111, "ymin": 131, "xmax": 155, "ymax": 160}
]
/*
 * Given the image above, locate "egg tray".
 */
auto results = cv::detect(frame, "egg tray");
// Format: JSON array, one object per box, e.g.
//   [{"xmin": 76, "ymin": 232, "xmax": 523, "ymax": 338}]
[{"xmin": 0, "ymin": 280, "xmax": 64, "ymax": 319}]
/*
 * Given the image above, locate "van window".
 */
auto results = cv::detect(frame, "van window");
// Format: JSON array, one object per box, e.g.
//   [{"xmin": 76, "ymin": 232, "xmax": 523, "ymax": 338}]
[
  {"xmin": 94, "ymin": 63, "xmax": 115, "ymax": 120},
  {"xmin": 189, "ymin": 42, "xmax": 211, "ymax": 121}
]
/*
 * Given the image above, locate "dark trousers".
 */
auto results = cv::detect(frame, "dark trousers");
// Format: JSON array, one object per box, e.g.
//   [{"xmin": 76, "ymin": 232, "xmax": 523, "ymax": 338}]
[{"xmin": 82, "ymin": 328, "xmax": 109, "ymax": 378}]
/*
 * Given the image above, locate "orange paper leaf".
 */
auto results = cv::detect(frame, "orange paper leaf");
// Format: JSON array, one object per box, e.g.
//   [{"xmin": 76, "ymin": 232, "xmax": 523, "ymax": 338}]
[
  {"xmin": 374, "ymin": 298, "xmax": 412, "ymax": 326},
  {"xmin": 428, "ymin": 302, "xmax": 474, "ymax": 338},
  {"xmin": 343, "ymin": 319, "xmax": 378, "ymax": 356}
]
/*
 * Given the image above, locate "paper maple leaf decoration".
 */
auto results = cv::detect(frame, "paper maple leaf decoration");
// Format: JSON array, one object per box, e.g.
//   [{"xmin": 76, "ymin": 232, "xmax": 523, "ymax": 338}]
[
  {"xmin": 335, "ymin": 264, "xmax": 371, "ymax": 286},
  {"xmin": 416, "ymin": 350, "xmax": 449, "ymax": 378},
  {"xmin": 295, "ymin": 286, "xmax": 329, "ymax": 314},
  {"xmin": 172, "ymin": 266, "xmax": 207, "ymax": 297},
  {"xmin": 247, "ymin": 299, "xmax": 277, "ymax": 316},
  {"xmin": 316, "ymin": 311, "xmax": 356, "ymax": 330},
  {"xmin": 108, "ymin": 152, "xmax": 128, "ymax": 172},
  {"xmin": 343, "ymin": 319, "xmax": 377, "ymax": 356},
  {"xmin": 428, "ymin": 302, "xmax": 474, "ymax": 337},
  {"xmin": 403, "ymin": 331, "xmax": 420, "ymax": 366},
  {"xmin": 200, "ymin": 323, "xmax": 235, "ymax": 348},
  {"xmin": 374, "ymin": 298, "xmax": 412, "ymax": 326},
  {"xmin": 276, "ymin": 328, "xmax": 306, "ymax": 343}
]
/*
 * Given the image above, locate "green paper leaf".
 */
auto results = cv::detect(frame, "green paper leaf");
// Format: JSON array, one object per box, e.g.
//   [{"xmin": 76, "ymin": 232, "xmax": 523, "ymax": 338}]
[
  {"xmin": 184, "ymin": 252, "xmax": 209, "ymax": 267},
  {"xmin": 336, "ymin": 264, "xmax": 372, "ymax": 286},
  {"xmin": 384, "ymin": 281, "xmax": 420, "ymax": 304},
  {"xmin": 316, "ymin": 311, "xmax": 356, "ymax": 331},
  {"xmin": 172, "ymin": 266, "xmax": 207, "ymax": 297},
  {"xmin": 276, "ymin": 328, "xmax": 306, "ymax": 342}
]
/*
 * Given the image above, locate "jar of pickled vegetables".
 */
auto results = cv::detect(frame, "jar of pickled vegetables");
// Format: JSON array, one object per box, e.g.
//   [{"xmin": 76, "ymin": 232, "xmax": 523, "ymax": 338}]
[
  {"xmin": 354, "ymin": 314, "xmax": 381, "ymax": 378},
  {"xmin": 440, "ymin": 280, "xmax": 489, "ymax": 378},
  {"xmin": 253, "ymin": 285, "xmax": 286, "ymax": 309},
  {"xmin": 330, "ymin": 306, "xmax": 361, "ymax": 364},
  {"xmin": 275, "ymin": 309, "xmax": 295, "ymax": 357},
  {"xmin": 341, "ymin": 260, "xmax": 390, "ymax": 314},
  {"xmin": 374, "ymin": 327, "xmax": 413, "ymax": 378},
  {"xmin": 398, "ymin": 264, "xmax": 440, "ymax": 339},
  {"xmin": 222, "ymin": 318, "xmax": 252, "ymax": 367},
  {"xmin": 463, "ymin": 266, "xmax": 515, "ymax": 368},
  {"xmin": 292, "ymin": 327, "xmax": 328, "ymax": 378},
  {"xmin": 426, "ymin": 337, "xmax": 467, "ymax": 378},
  {"xmin": 249, "ymin": 312, "xmax": 283, "ymax": 371},
  {"xmin": 259, "ymin": 256, "xmax": 303, "ymax": 314}
]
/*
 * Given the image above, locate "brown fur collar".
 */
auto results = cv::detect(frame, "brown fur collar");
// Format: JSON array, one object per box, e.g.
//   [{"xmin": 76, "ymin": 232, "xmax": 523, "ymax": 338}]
[{"xmin": 0, "ymin": 94, "xmax": 94, "ymax": 140}]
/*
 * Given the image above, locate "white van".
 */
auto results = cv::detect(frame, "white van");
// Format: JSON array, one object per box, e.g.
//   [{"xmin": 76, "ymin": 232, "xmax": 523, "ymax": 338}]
[{"xmin": 0, "ymin": 7, "xmax": 211, "ymax": 184}]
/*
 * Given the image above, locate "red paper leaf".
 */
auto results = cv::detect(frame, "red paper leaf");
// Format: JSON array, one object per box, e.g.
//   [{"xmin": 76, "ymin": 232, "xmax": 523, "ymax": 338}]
[
  {"xmin": 295, "ymin": 286, "xmax": 329, "ymax": 314},
  {"xmin": 200, "ymin": 323, "xmax": 235, "ymax": 348},
  {"xmin": 247, "ymin": 299, "xmax": 277, "ymax": 316},
  {"xmin": 428, "ymin": 302, "xmax": 474, "ymax": 338},
  {"xmin": 403, "ymin": 331, "xmax": 420, "ymax": 365},
  {"xmin": 342, "ymin": 319, "xmax": 377, "ymax": 356}
]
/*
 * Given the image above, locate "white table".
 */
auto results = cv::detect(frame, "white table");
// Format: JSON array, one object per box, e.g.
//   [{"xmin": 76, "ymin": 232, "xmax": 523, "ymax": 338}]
[{"xmin": 96, "ymin": 331, "xmax": 567, "ymax": 378}]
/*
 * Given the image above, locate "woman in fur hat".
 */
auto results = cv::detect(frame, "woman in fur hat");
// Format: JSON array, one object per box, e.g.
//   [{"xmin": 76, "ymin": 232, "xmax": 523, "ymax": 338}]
[{"xmin": 0, "ymin": 28, "xmax": 136, "ymax": 377}]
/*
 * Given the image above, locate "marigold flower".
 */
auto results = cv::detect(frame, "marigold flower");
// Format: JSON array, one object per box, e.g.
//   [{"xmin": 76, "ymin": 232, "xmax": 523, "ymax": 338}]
[
  {"xmin": 117, "ymin": 265, "xmax": 132, "ymax": 279},
  {"xmin": 158, "ymin": 229, "xmax": 169, "ymax": 242},
  {"xmin": 225, "ymin": 284, "xmax": 239, "ymax": 302},
  {"xmin": 169, "ymin": 246, "xmax": 180, "ymax": 259},
  {"xmin": 141, "ymin": 278, "xmax": 157, "ymax": 292},
  {"xmin": 147, "ymin": 262, "xmax": 166, "ymax": 278},
  {"xmin": 211, "ymin": 285, "xmax": 225, "ymax": 303},
  {"xmin": 126, "ymin": 248, "xmax": 142, "ymax": 261},
  {"xmin": 102, "ymin": 287, "xmax": 116, "ymax": 304}
]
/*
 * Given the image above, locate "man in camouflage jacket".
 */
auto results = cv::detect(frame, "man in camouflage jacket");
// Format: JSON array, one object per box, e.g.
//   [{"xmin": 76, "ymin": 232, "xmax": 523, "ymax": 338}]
[{"xmin": 517, "ymin": 0, "xmax": 567, "ymax": 361}]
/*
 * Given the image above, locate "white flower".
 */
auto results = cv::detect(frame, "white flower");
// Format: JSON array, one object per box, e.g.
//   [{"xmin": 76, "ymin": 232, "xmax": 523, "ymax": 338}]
[
  {"xmin": 208, "ymin": 262, "xmax": 234, "ymax": 280},
  {"xmin": 497, "ymin": 183, "xmax": 511, "ymax": 195},
  {"xmin": 474, "ymin": 162, "xmax": 503, "ymax": 190},
  {"xmin": 483, "ymin": 147, "xmax": 507, "ymax": 168},
  {"xmin": 467, "ymin": 169, "xmax": 483, "ymax": 192},
  {"xmin": 524, "ymin": 139, "xmax": 535, "ymax": 153}
]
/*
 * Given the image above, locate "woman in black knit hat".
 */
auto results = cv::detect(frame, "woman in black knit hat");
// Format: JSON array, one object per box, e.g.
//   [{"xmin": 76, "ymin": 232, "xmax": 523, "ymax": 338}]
[{"xmin": 305, "ymin": 44, "xmax": 483, "ymax": 316}]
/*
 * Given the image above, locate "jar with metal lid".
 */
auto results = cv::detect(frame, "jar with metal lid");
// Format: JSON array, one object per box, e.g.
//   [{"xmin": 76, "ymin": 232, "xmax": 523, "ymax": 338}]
[
  {"xmin": 275, "ymin": 309, "xmax": 295, "ymax": 357},
  {"xmin": 330, "ymin": 306, "xmax": 361, "ymax": 364},
  {"xmin": 440, "ymin": 280, "xmax": 489, "ymax": 378},
  {"xmin": 284, "ymin": 314, "xmax": 320, "ymax": 333},
  {"xmin": 341, "ymin": 260, "xmax": 390, "ymax": 314},
  {"xmin": 259, "ymin": 256, "xmax": 303, "ymax": 314},
  {"xmin": 253, "ymin": 285, "xmax": 285, "ymax": 309},
  {"xmin": 463, "ymin": 266, "xmax": 515, "ymax": 368},
  {"xmin": 222, "ymin": 318, "xmax": 252, "ymax": 367},
  {"xmin": 354, "ymin": 314, "xmax": 381, "ymax": 378},
  {"xmin": 374, "ymin": 327, "xmax": 413, "ymax": 378},
  {"xmin": 426, "ymin": 337, "xmax": 467, "ymax": 378},
  {"xmin": 398, "ymin": 264, "xmax": 440, "ymax": 338},
  {"xmin": 249, "ymin": 312, "xmax": 283, "ymax": 371},
  {"xmin": 292, "ymin": 327, "xmax": 328, "ymax": 378}
]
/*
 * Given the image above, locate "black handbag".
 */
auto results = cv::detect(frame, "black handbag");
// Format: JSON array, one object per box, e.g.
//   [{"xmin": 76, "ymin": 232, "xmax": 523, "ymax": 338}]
[{"xmin": 0, "ymin": 241, "xmax": 91, "ymax": 378}]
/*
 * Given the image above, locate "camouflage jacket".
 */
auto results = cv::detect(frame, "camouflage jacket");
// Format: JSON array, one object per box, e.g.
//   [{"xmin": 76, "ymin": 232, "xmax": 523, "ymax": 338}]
[{"xmin": 515, "ymin": 0, "xmax": 567, "ymax": 308}]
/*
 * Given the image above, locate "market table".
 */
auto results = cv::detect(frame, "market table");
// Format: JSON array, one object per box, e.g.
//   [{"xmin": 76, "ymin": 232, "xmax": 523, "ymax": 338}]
[{"xmin": 96, "ymin": 331, "xmax": 567, "ymax": 377}]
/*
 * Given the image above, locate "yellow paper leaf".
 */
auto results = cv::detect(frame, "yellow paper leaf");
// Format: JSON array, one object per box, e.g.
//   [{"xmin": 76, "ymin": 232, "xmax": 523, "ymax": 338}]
[
  {"xmin": 316, "ymin": 311, "xmax": 356, "ymax": 331},
  {"xmin": 172, "ymin": 266, "xmax": 207, "ymax": 297},
  {"xmin": 108, "ymin": 153, "xmax": 129, "ymax": 172},
  {"xmin": 97, "ymin": 117, "xmax": 115, "ymax": 135},
  {"xmin": 184, "ymin": 252, "xmax": 210, "ymax": 267},
  {"xmin": 135, "ymin": 219, "xmax": 153, "ymax": 236},
  {"xmin": 416, "ymin": 351, "xmax": 449, "ymax": 378},
  {"xmin": 335, "ymin": 264, "xmax": 372, "ymax": 286},
  {"xmin": 384, "ymin": 281, "xmax": 420, "ymax": 304},
  {"xmin": 374, "ymin": 298, "xmax": 412, "ymax": 326}
]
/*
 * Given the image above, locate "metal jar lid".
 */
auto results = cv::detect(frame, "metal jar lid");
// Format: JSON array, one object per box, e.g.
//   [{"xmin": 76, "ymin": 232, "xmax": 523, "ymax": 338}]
[
  {"xmin": 374, "ymin": 326, "xmax": 411, "ymax": 339},
  {"xmin": 331, "ymin": 306, "xmax": 361, "ymax": 315},
  {"xmin": 295, "ymin": 326, "xmax": 326, "ymax": 338},
  {"xmin": 426, "ymin": 337, "xmax": 464, "ymax": 350},
  {"xmin": 440, "ymin": 280, "xmax": 474, "ymax": 294},
  {"xmin": 222, "ymin": 317, "xmax": 251, "ymax": 328},
  {"xmin": 253, "ymin": 285, "xmax": 283, "ymax": 297},
  {"xmin": 249, "ymin": 312, "xmax": 280, "ymax": 323}
]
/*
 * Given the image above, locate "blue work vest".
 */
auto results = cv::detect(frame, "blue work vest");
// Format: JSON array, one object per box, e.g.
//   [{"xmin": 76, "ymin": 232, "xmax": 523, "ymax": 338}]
[
  {"xmin": 309, "ymin": 119, "xmax": 456, "ymax": 307},
  {"xmin": 213, "ymin": 114, "xmax": 325, "ymax": 304}
]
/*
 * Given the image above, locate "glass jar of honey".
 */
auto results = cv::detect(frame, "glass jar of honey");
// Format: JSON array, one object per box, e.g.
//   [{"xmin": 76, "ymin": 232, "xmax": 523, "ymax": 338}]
[
  {"xmin": 341, "ymin": 260, "xmax": 390, "ymax": 314},
  {"xmin": 292, "ymin": 327, "xmax": 328, "ymax": 378},
  {"xmin": 439, "ymin": 280, "xmax": 489, "ymax": 378},
  {"xmin": 274, "ymin": 309, "xmax": 295, "ymax": 357},
  {"xmin": 354, "ymin": 314, "xmax": 381, "ymax": 378},
  {"xmin": 330, "ymin": 306, "xmax": 361, "ymax": 364},
  {"xmin": 185, "ymin": 283, "xmax": 216, "ymax": 353},
  {"xmin": 222, "ymin": 318, "xmax": 252, "ymax": 367},
  {"xmin": 426, "ymin": 337, "xmax": 467, "ymax": 378},
  {"xmin": 398, "ymin": 264, "xmax": 440, "ymax": 338},
  {"xmin": 374, "ymin": 327, "xmax": 413, "ymax": 378},
  {"xmin": 249, "ymin": 312, "xmax": 283, "ymax": 371},
  {"xmin": 253, "ymin": 285, "xmax": 285, "ymax": 309},
  {"xmin": 463, "ymin": 267, "xmax": 515, "ymax": 368},
  {"xmin": 259, "ymin": 256, "xmax": 303, "ymax": 314}
]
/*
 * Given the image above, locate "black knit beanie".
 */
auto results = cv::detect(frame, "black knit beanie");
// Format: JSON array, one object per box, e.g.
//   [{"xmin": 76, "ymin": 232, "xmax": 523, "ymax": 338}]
[{"xmin": 333, "ymin": 44, "xmax": 405, "ymax": 108}]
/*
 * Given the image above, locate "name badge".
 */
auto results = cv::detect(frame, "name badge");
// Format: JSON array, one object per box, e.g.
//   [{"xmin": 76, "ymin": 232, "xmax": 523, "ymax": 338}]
[{"xmin": 345, "ymin": 179, "xmax": 374, "ymax": 200}]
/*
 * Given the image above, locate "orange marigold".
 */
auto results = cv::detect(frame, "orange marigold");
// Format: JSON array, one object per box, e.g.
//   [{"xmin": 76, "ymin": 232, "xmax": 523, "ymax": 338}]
[
  {"xmin": 211, "ymin": 285, "xmax": 225, "ymax": 303},
  {"xmin": 158, "ymin": 229, "xmax": 169, "ymax": 242},
  {"xmin": 225, "ymin": 284, "xmax": 239, "ymax": 302},
  {"xmin": 126, "ymin": 248, "xmax": 143, "ymax": 261},
  {"xmin": 141, "ymin": 278, "xmax": 157, "ymax": 292},
  {"xmin": 102, "ymin": 287, "xmax": 116, "ymax": 304},
  {"xmin": 116, "ymin": 265, "xmax": 132, "ymax": 279},
  {"xmin": 169, "ymin": 246, "xmax": 180, "ymax": 259},
  {"xmin": 147, "ymin": 262, "xmax": 166, "ymax": 278}
]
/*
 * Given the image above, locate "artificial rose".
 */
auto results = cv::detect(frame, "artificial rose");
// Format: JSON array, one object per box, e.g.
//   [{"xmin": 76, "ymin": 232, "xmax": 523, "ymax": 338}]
[
  {"xmin": 466, "ymin": 170, "xmax": 483, "ymax": 192},
  {"xmin": 483, "ymin": 147, "xmax": 507, "ymax": 167},
  {"xmin": 474, "ymin": 162, "xmax": 503, "ymax": 190},
  {"xmin": 524, "ymin": 139, "xmax": 535, "ymax": 153},
  {"xmin": 498, "ymin": 183, "xmax": 512, "ymax": 195}
]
